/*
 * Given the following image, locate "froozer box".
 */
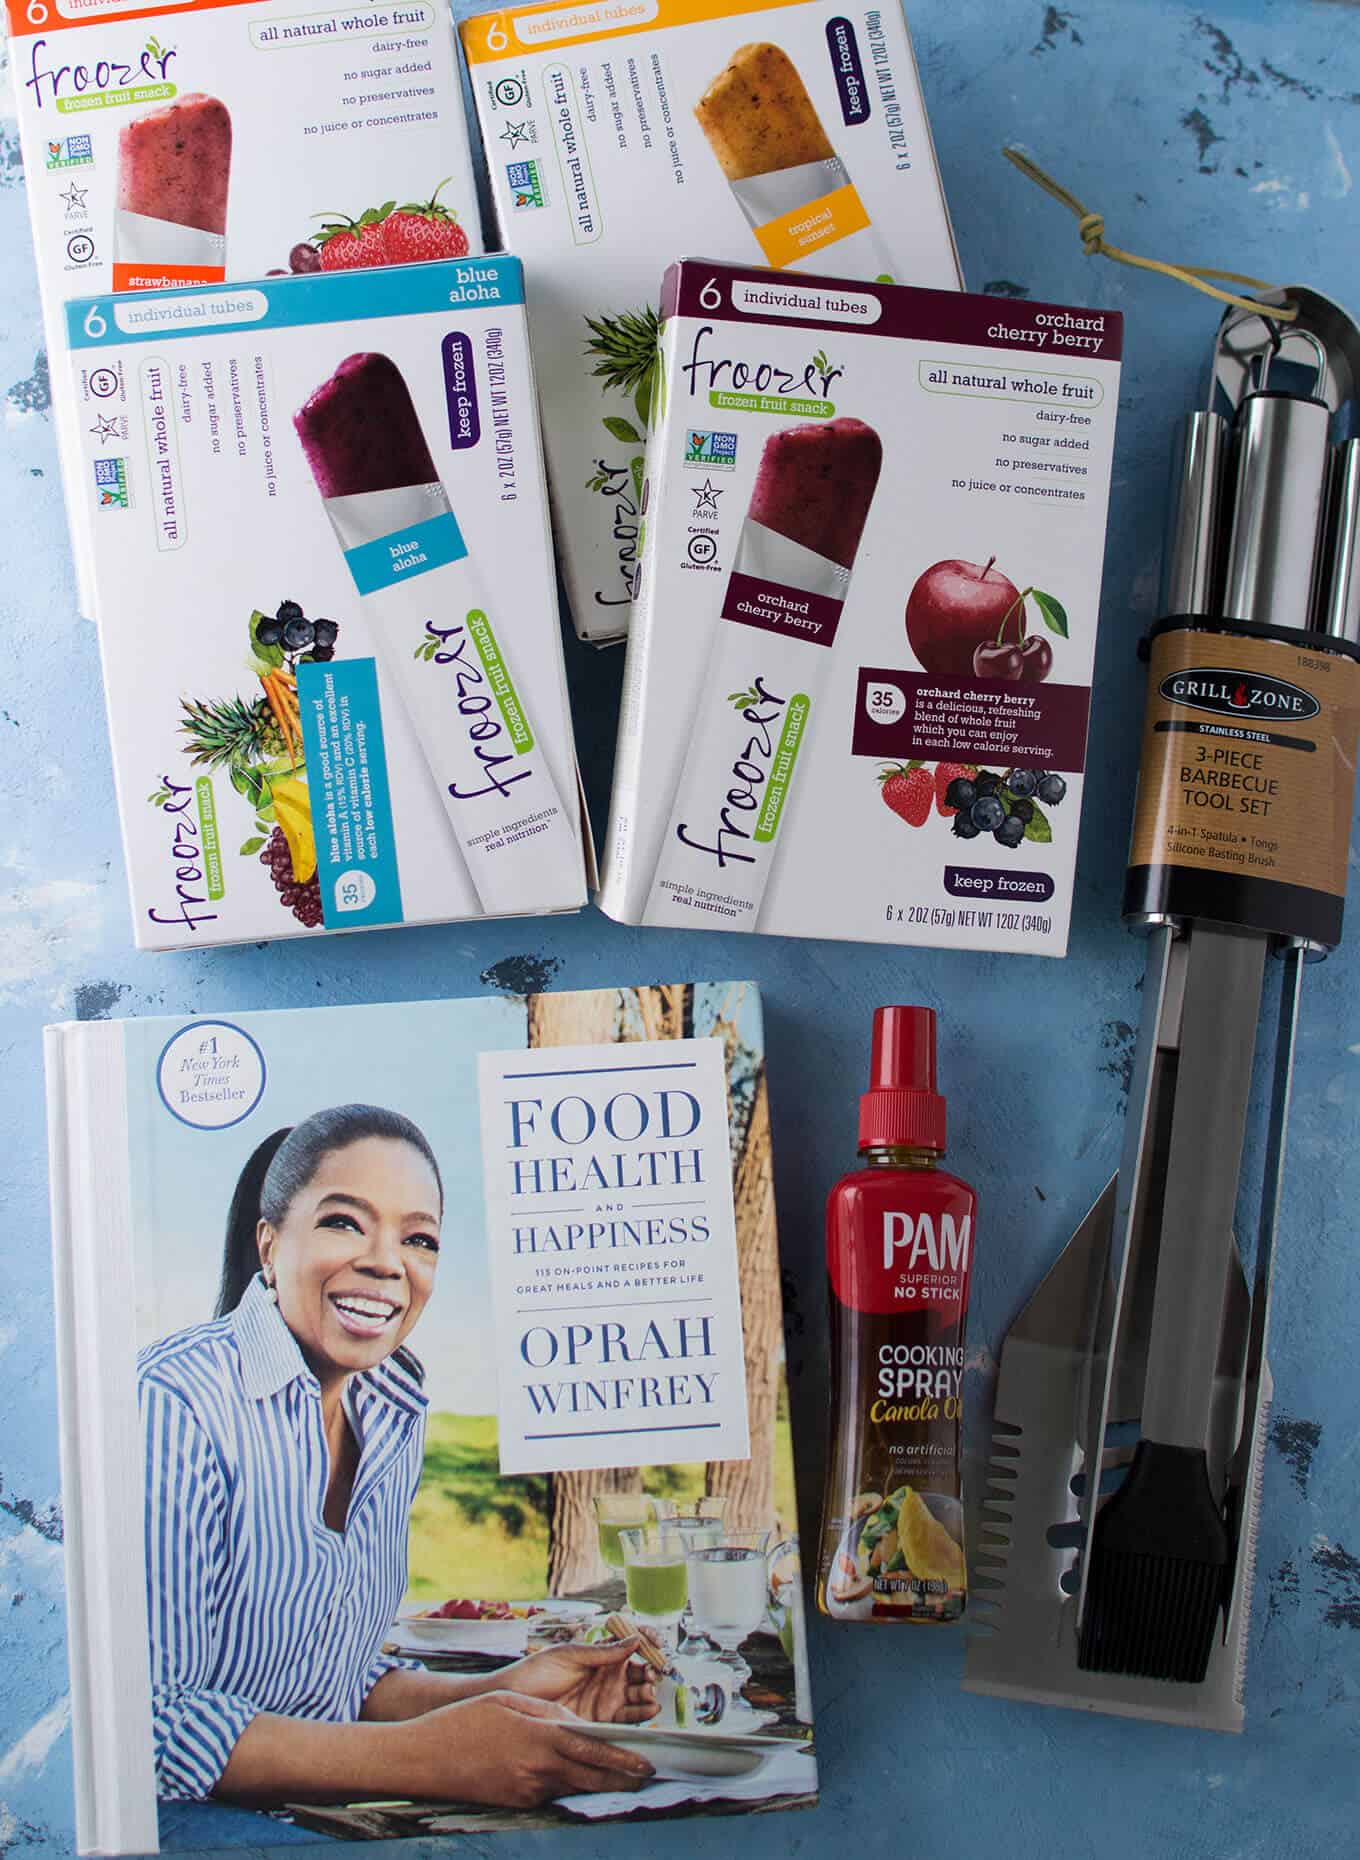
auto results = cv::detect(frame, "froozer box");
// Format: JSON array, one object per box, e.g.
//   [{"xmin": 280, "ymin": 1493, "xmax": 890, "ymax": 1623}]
[{"xmin": 599, "ymin": 259, "xmax": 1123, "ymax": 957}]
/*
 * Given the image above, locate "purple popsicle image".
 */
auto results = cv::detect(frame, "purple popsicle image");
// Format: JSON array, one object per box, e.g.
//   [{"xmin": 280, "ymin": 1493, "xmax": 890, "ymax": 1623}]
[
  {"xmin": 294, "ymin": 353, "xmax": 439, "ymax": 497},
  {"xmin": 748, "ymin": 416, "xmax": 882, "ymax": 568},
  {"xmin": 117, "ymin": 94, "xmax": 232, "ymax": 235}
]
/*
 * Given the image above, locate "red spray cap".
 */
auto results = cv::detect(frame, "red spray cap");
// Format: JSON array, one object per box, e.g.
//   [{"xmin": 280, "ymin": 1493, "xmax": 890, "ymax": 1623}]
[{"xmin": 857, "ymin": 1005, "xmax": 947, "ymax": 1153}]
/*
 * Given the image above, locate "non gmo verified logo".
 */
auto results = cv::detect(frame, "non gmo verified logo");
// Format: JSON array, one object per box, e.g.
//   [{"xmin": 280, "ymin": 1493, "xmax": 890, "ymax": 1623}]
[
  {"xmin": 506, "ymin": 159, "xmax": 546, "ymax": 210},
  {"xmin": 1160, "ymin": 666, "xmax": 1320, "ymax": 722},
  {"xmin": 684, "ymin": 429, "xmax": 738, "ymax": 469},
  {"xmin": 45, "ymin": 133, "xmax": 93, "ymax": 169},
  {"xmin": 93, "ymin": 456, "xmax": 130, "ymax": 510}
]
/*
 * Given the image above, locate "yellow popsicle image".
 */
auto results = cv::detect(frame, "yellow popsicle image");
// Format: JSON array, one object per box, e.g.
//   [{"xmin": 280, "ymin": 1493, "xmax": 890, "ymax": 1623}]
[
  {"xmin": 694, "ymin": 43, "xmax": 888, "ymax": 273},
  {"xmin": 695, "ymin": 42, "xmax": 835, "ymax": 181}
]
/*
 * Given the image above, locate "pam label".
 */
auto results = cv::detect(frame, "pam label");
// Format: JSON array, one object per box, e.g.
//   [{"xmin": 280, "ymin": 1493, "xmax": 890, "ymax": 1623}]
[{"xmin": 1158, "ymin": 665, "xmax": 1321, "ymax": 722}]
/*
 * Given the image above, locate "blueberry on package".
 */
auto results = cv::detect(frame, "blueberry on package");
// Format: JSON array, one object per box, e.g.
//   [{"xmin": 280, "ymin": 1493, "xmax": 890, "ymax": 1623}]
[{"xmin": 66, "ymin": 259, "xmax": 588, "ymax": 949}]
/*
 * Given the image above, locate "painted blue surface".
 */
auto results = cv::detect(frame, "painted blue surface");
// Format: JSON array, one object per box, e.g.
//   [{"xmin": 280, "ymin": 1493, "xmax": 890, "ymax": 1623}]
[{"xmin": 1, "ymin": 5, "xmax": 1357, "ymax": 1858}]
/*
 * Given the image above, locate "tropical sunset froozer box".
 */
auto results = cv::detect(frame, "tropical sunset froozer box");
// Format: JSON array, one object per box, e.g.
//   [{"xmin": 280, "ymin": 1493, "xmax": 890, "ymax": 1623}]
[{"xmin": 44, "ymin": 982, "xmax": 814, "ymax": 1854}]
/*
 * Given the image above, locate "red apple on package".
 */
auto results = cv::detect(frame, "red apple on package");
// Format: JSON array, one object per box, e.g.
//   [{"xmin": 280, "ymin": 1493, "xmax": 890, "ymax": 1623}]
[{"xmin": 906, "ymin": 556, "xmax": 1022, "ymax": 680}]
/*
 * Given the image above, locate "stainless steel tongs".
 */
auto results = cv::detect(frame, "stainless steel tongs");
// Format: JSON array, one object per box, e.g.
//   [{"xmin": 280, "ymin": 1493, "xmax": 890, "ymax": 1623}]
[{"xmin": 963, "ymin": 286, "xmax": 1360, "ymax": 1730}]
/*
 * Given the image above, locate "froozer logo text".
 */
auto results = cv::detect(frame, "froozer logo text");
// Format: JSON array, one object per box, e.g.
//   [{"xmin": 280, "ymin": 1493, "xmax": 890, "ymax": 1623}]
[
  {"xmin": 675, "ymin": 674, "xmax": 788, "ymax": 868},
  {"xmin": 1160, "ymin": 666, "xmax": 1320, "ymax": 722},
  {"xmin": 680, "ymin": 324, "xmax": 843, "ymax": 404},
  {"xmin": 25, "ymin": 34, "xmax": 177, "ymax": 111},
  {"xmin": 146, "ymin": 774, "xmax": 220, "ymax": 934},
  {"xmin": 419, "ymin": 616, "xmax": 535, "ymax": 800}
]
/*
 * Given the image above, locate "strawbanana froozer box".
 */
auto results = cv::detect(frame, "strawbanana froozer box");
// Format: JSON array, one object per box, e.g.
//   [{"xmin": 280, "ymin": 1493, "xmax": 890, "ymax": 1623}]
[
  {"xmin": 599, "ymin": 259, "xmax": 1123, "ymax": 956},
  {"xmin": 7, "ymin": 0, "xmax": 482, "ymax": 618},
  {"xmin": 66, "ymin": 256, "xmax": 589, "ymax": 949},
  {"xmin": 460, "ymin": 0, "xmax": 961, "ymax": 643}
]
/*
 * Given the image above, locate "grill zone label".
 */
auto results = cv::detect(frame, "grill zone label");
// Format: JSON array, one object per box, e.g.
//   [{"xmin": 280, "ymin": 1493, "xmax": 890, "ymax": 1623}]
[
  {"xmin": 1129, "ymin": 628, "xmax": 1360, "ymax": 904},
  {"xmin": 1157, "ymin": 665, "xmax": 1321, "ymax": 723}
]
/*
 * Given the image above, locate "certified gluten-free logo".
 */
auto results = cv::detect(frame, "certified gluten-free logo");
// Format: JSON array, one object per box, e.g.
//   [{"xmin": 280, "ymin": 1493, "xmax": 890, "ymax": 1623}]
[{"xmin": 1160, "ymin": 666, "xmax": 1320, "ymax": 723}]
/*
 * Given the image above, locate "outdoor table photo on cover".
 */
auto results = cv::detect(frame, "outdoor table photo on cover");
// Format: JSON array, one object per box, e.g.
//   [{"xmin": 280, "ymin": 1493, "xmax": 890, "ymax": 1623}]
[{"xmin": 46, "ymin": 982, "xmax": 815, "ymax": 1851}]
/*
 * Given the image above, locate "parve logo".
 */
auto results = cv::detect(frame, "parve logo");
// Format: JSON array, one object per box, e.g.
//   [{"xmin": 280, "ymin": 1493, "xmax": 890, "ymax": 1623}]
[
  {"xmin": 506, "ymin": 160, "xmax": 546, "ymax": 211},
  {"xmin": 93, "ymin": 455, "xmax": 129, "ymax": 510},
  {"xmin": 1159, "ymin": 666, "xmax": 1321, "ymax": 722}
]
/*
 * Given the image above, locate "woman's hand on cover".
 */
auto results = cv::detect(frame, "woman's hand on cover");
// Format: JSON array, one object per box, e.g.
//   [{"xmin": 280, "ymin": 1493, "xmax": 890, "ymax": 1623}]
[
  {"xmin": 406, "ymin": 1690, "xmax": 654, "ymax": 1807},
  {"xmin": 497, "ymin": 1638, "xmax": 661, "ymax": 1723}
]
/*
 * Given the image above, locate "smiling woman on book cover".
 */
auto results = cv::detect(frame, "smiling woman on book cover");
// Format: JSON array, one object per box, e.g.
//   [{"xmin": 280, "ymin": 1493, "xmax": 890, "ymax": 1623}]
[{"xmin": 137, "ymin": 1103, "xmax": 658, "ymax": 1811}]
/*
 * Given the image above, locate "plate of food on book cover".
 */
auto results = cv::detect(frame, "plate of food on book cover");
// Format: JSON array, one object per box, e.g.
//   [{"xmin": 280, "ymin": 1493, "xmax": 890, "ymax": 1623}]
[
  {"xmin": 570, "ymin": 1723, "xmax": 804, "ymax": 1781},
  {"xmin": 389, "ymin": 1597, "xmax": 604, "ymax": 1656}
]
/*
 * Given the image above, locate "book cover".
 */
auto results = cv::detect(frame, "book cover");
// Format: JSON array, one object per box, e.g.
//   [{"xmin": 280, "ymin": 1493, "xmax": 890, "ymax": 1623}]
[
  {"xmin": 46, "ymin": 982, "xmax": 815, "ymax": 1854},
  {"xmin": 63, "ymin": 257, "xmax": 589, "ymax": 949}
]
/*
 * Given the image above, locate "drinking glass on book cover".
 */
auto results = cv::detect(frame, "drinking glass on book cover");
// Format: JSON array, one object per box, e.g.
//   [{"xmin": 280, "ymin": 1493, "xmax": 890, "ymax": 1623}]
[
  {"xmin": 685, "ymin": 1529, "xmax": 790, "ymax": 1693},
  {"xmin": 594, "ymin": 1492, "xmax": 658, "ymax": 1570},
  {"xmin": 620, "ymin": 1524, "xmax": 690, "ymax": 1656}
]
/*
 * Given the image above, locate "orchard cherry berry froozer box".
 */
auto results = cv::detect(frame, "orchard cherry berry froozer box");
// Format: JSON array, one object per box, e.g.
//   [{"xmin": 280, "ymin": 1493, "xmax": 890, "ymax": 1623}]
[{"xmin": 599, "ymin": 259, "xmax": 1122, "ymax": 956}]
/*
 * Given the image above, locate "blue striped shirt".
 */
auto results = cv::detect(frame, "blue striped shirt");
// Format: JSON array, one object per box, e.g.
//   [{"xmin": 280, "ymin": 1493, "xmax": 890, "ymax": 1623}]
[{"xmin": 137, "ymin": 1272, "xmax": 427, "ymax": 1801}]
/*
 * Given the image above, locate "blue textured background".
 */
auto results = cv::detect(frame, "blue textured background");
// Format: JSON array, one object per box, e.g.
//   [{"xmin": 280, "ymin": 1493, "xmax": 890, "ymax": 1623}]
[{"xmin": 2, "ymin": 4, "xmax": 1358, "ymax": 1856}]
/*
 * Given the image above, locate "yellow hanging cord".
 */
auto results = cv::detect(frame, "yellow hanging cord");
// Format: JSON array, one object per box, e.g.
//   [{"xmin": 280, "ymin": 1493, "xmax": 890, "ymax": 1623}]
[{"xmin": 1003, "ymin": 146, "xmax": 1298, "ymax": 323}]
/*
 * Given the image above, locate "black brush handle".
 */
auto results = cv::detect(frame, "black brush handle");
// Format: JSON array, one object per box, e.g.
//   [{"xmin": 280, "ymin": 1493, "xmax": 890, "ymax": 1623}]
[{"xmin": 1140, "ymin": 924, "xmax": 1266, "ymax": 1449}]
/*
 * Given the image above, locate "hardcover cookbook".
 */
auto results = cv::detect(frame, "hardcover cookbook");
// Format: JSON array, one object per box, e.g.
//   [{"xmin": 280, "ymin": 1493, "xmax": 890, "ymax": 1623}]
[{"xmin": 46, "ymin": 981, "xmax": 814, "ymax": 1854}]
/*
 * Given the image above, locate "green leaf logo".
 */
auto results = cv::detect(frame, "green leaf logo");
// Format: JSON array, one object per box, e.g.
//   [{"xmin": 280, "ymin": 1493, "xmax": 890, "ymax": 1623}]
[{"xmin": 602, "ymin": 415, "xmax": 642, "ymax": 445}]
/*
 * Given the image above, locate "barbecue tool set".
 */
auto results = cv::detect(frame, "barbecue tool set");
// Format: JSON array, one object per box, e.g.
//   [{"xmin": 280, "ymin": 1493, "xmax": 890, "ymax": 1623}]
[{"xmin": 965, "ymin": 287, "xmax": 1360, "ymax": 1730}]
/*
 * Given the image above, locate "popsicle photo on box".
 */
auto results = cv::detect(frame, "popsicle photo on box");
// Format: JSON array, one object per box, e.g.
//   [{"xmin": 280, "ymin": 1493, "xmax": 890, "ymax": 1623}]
[
  {"xmin": 114, "ymin": 92, "xmax": 232, "ymax": 290},
  {"xmin": 293, "ymin": 347, "xmax": 584, "ymax": 920},
  {"xmin": 696, "ymin": 43, "xmax": 896, "ymax": 276}
]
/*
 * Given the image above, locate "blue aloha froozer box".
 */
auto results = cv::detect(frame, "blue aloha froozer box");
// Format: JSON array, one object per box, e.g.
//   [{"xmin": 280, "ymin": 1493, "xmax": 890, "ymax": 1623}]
[{"xmin": 67, "ymin": 258, "xmax": 589, "ymax": 950}]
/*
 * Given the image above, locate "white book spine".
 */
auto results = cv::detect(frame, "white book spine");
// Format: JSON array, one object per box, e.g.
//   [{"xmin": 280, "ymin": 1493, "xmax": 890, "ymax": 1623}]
[
  {"xmin": 48, "ymin": 1023, "xmax": 158, "ymax": 1856},
  {"xmin": 596, "ymin": 312, "xmax": 683, "ymax": 924}
]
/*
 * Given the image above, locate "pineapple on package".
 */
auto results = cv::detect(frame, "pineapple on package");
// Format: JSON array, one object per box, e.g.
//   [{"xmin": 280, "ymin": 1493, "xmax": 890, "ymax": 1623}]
[
  {"xmin": 599, "ymin": 260, "xmax": 1123, "ymax": 957},
  {"xmin": 66, "ymin": 257, "xmax": 588, "ymax": 949},
  {"xmin": 5, "ymin": 0, "xmax": 482, "ymax": 619},
  {"xmin": 460, "ymin": 0, "xmax": 961, "ymax": 643}
]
